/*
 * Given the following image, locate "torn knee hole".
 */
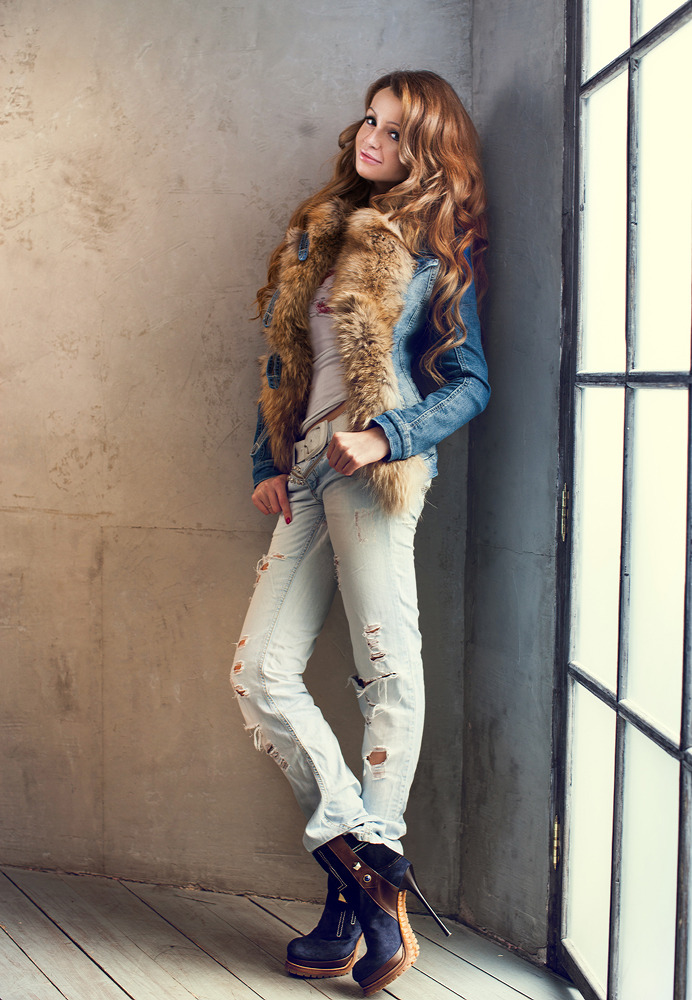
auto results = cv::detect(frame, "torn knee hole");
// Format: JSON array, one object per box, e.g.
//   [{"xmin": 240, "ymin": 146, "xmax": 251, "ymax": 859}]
[
  {"xmin": 257, "ymin": 552, "xmax": 286, "ymax": 571},
  {"xmin": 245, "ymin": 724, "xmax": 288, "ymax": 771},
  {"xmin": 354, "ymin": 675, "xmax": 375, "ymax": 689},
  {"xmin": 352, "ymin": 670, "xmax": 396, "ymax": 693},
  {"xmin": 232, "ymin": 662, "xmax": 245, "ymax": 693},
  {"xmin": 232, "ymin": 660, "xmax": 246, "ymax": 694},
  {"xmin": 254, "ymin": 552, "xmax": 286, "ymax": 584},
  {"xmin": 236, "ymin": 635, "xmax": 249, "ymax": 649},
  {"xmin": 365, "ymin": 746, "xmax": 388, "ymax": 779},
  {"xmin": 264, "ymin": 741, "xmax": 289, "ymax": 771},
  {"xmin": 363, "ymin": 623, "xmax": 386, "ymax": 662}
]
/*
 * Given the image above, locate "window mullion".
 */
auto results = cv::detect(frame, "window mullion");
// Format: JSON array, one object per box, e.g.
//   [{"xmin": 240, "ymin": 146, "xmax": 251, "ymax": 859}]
[
  {"xmin": 681, "ymin": 378, "xmax": 692, "ymax": 753},
  {"xmin": 674, "ymin": 766, "xmax": 691, "ymax": 999},
  {"xmin": 625, "ymin": 51, "xmax": 638, "ymax": 375},
  {"xmin": 607, "ymin": 380, "xmax": 632, "ymax": 1000},
  {"xmin": 673, "ymin": 391, "xmax": 692, "ymax": 998},
  {"xmin": 608, "ymin": 715, "xmax": 626, "ymax": 1000},
  {"xmin": 631, "ymin": 0, "xmax": 640, "ymax": 47},
  {"xmin": 608, "ymin": 38, "xmax": 636, "ymax": 973}
]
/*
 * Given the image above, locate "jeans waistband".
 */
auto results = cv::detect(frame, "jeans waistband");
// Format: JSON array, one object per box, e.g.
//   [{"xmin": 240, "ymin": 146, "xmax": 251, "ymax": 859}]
[{"xmin": 293, "ymin": 412, "xmax": 350, "ymax": 464}]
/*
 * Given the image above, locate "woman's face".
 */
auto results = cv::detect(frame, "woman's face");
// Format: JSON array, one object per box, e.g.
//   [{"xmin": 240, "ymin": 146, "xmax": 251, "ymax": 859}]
[{"xmin": 354, "ymin": 87, "xmax": 409, "ymax": 195}]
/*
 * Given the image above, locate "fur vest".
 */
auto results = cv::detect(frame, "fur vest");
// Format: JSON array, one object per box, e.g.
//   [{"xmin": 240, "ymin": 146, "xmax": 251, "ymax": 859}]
[{"xmin": 259, "ymin": 198, "xmax": 430, "ymax": 514}]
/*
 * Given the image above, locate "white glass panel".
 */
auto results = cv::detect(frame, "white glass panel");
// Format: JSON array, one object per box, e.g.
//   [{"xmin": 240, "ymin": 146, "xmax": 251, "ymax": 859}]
[
  {"xmin": 627, "ymin": 388, "xmax": 687, "ymax": 738},
  {"xmin": 618, "ymin": 725, "xmax": 679, "ymax": 1000},
  {"xmin": 564, "ymin": 683, "xmax": 616, "ymax": 993},
  {"xmin": 639, "ymin": 0, "xmax": 687, "ymax": 37},
  {"xmin": 580, "ymin": 74, "xmax": 628, "ymax": 373},
  {"xmin": 583, "ymin": 0, "xmax": 630, "ymax": 79},
  {"xmin": 571, "ymin": 387, "xmax": 625, "ymax": 689},
  {"xmin": 635, "ymin": 20, "xmax": 692, "ymax": 372}
]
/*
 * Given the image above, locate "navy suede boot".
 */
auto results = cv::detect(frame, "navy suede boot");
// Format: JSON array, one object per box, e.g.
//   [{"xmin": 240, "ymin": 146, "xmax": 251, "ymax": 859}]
[
  {"xmin": 285, "ymin": 875, "xmax": 362, "ymax": 978},
  {"xmin": 312, "ymin": 834, "xmax": 451, "ymax": 996}
]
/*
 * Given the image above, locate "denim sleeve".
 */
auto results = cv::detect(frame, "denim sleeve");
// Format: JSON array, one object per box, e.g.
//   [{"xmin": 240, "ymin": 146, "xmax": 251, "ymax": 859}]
[
  {"xmin": 370, "ymin": 281, "xmax": 490, "ymax": 461},
  {"xmin": 250, "ymin": 402, "xmax": 282, "ymax": 487}
]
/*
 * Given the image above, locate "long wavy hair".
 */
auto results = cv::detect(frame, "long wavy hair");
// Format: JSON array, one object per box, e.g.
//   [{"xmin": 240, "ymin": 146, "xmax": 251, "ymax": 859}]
[{"xmin": 257, "ymin": 70, "xmax": 488, "ymax": 382}]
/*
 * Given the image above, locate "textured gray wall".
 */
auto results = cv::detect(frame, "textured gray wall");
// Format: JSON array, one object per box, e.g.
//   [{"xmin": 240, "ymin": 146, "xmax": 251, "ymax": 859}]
[
  {"xmin": 462, "ymin": 0, "xmax": 565, "ymax": 956},
  {"xmin": 0, "ymin": 0, "xmax": 473, "ymax": 912}
]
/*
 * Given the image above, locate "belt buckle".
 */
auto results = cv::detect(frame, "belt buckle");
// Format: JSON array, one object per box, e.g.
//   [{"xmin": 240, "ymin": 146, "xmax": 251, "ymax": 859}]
[
  {"xmin": 305, "ymin": 422, "xmax": 325, "ymax": 454},
  {"xmin": 293, "ymin": 417, "xmax": 330, "ymax": 466}
]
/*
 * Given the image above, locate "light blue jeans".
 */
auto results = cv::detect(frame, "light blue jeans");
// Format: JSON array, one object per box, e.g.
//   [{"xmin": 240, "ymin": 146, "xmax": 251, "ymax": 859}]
[{"xmin": 232, "ymin": 421, "xmax": 428, "ymax": 854}]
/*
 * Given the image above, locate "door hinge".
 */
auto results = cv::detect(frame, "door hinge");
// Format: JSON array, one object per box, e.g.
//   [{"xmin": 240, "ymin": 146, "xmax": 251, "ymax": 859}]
[
  {"xmin": 552, "ymin": 814, "xmax": 561, "ymax": 870},
  {"xmin": 560, "ymin": 484, "xmax": 569, "ymax": 542}
]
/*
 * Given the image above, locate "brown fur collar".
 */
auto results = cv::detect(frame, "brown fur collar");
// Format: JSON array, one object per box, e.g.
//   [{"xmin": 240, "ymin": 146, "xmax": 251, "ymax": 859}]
[{"xmin": 260, "ymin": 198, "xmax": 429, "ymax": 514}]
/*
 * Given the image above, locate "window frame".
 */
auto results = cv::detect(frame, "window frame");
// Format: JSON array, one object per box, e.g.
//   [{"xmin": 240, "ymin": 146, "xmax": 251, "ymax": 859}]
[{"xmin": 551, "ymin": 2, "xmax": 692, "ymax": 998}]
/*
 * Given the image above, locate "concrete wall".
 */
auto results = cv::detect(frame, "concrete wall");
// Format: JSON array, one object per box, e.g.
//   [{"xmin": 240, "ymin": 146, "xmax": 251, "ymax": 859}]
[
  {"xmin": 461, "ymin": 0, "xmax": 566, "ymax": 957},
  {"xmin": 0, "ymin": 0, "xmax": 474, "ymax": 912}
]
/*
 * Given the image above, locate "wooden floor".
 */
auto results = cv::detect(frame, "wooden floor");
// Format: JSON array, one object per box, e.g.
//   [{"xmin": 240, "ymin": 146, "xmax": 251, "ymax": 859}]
[{"xmin": 0, "ymin": 866, "xmax": 583, "ymax": 1000}]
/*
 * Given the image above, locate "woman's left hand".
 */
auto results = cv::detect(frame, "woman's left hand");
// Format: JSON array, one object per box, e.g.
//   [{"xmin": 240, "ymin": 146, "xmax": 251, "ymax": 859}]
[{"xmin": 327, "ymin": 426, "xmax": 390, "ymax": 476}]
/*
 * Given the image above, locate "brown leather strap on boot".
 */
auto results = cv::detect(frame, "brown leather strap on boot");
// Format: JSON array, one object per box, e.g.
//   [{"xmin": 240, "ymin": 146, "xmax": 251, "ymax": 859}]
[{"xmin": 316, "ymin": 836, "xmax": 399, "ymax": 921}]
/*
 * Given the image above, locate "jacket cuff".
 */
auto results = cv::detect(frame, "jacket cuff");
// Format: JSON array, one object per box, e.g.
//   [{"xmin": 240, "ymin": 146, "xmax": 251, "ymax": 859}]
[
  {"xmin": 252, "ymin": 461, "xmax": 282, "ymax": 488},
  {"xmin": 370, "ymin": 413, "xmax": 406, "ymax": 462}
]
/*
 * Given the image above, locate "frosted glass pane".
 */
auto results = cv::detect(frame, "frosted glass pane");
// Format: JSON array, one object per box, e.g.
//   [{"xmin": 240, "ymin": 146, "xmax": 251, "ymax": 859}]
[
  {"xmin": 564, "ymin": 683, "xmax": 616, "ymax": 993},
  {"xmin": 584, "ymin": 0, "xmax": 630, "ymax": 78},
  {"xmin": 627, "ymin": 389, "xmax": 687, "ymax": 738},
  {"xmin": 618, "ymin": 725, "xmax": 679, "ymax": 1000},
  {"xmin": 571, "ymin": 387, "xmax": 625, "ymax": 689},
  {"xmin": 580, "ymin": 75, "xmax": 628, "ymax": 373},
  {"xmin": 635, "ymin": 21, "xmax": 692, "ymax": 371},
  {"xmin": 639, "ymin": 0, "xmax": 687, "ymax": 37}
]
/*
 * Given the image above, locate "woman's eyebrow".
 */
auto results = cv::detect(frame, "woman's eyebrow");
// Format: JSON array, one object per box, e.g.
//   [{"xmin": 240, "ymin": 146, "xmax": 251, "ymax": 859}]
[{"xmin": 366, "ymin": 106, "xmax": 401, "ymax": 127}]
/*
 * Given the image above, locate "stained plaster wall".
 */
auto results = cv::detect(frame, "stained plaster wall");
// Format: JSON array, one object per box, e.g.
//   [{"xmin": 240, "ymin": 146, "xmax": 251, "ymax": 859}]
[
  {"xmin": 0, "ymin": 0, "xmax": 474, "ymax": 912},
  {"xmin": 461, "ymin": 0, "xmax": 566, "ymax": 957}
]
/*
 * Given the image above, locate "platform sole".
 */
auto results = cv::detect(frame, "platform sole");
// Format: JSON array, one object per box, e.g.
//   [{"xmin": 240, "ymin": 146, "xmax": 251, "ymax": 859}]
[
  {"xmin": 358, "ymin": 891, "xmax": 420, "ymax": 997},
  {"xmin": 285, "ymin": 934, "xmax": 362, "ymax": 979}
]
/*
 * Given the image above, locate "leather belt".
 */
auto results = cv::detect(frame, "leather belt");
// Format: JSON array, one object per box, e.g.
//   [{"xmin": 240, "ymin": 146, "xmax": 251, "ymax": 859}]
[{"xmin": 293, "ymin": 412, "xmax": 350, "ymax": 464}]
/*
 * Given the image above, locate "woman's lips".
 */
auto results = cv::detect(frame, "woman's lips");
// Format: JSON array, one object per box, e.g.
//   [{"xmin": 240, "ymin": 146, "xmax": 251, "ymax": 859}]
[{"xmin": 359, "ymin": 149, "xmax": 381, "ymax": 165}]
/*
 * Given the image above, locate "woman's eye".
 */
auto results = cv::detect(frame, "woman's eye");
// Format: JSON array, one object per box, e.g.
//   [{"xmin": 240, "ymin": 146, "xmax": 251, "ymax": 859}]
[
  {"xmin": 389, "ymin": 131, "xmax": 400, "ymax": 142},
  {"xmin": 364, "ymin": 115, "xmax": 376, "ymax": 126}
]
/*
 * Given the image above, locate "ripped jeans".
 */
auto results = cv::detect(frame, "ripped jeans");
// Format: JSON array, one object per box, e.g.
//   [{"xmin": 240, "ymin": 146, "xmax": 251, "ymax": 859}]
[{"xmin": 232, "ymin": 439, "xmax": 427, "ymax": 855}]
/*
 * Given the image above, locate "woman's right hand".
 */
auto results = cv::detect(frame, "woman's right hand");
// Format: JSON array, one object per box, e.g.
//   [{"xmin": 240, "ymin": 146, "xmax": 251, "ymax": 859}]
[{"xmin": 252, "ymin": 474, "xmax": 292, "ymax": 524}]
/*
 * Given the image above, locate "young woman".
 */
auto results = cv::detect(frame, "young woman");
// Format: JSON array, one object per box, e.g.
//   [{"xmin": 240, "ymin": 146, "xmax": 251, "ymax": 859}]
[{"xmin": 232, "ymin": 70, "xmax": 489, "ymax": 996}]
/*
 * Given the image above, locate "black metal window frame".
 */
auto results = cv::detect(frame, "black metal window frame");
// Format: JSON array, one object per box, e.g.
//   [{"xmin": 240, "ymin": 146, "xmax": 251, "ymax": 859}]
[{"xmin": 551, "ymin": 2, "xmax": 692, "ymax": 998}]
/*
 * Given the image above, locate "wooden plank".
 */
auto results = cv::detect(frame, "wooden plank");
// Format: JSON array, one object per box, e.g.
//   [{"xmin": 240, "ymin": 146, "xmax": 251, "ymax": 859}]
[
  {"xmin": 412, "ymin": 936, "xmax": 537, "ymax": 1000},
  {"xmin": 0, "ymin": 928, "xmax": 68, "ymax": 1000},
  {"xmin": 7, "ymin": 868, "xmax": 255, "ymax": 1000},
  {"xmin": 0, "ymin": 870, "xmax": 128, "ymax": 1000},
  {"xmin": 409, "ymin": 915, "xmax": 582, "ymax": 1000},
  {"xmin": 125, "ymin": 881, "xmax": 343, "ymax": 1000}
]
